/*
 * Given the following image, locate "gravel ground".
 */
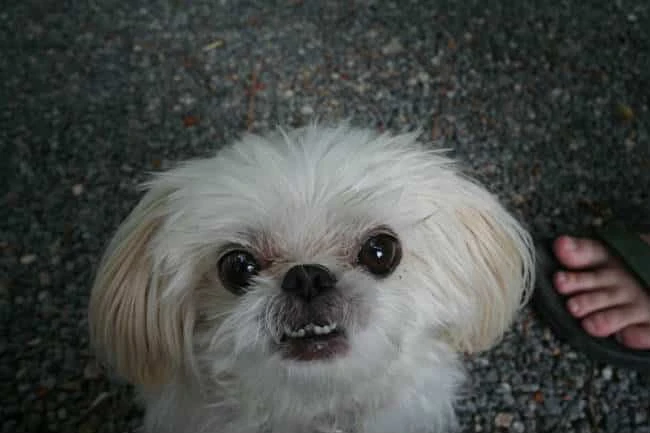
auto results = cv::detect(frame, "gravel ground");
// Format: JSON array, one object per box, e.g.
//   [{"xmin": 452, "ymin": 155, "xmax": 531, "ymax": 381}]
[{"xmin": 2, "ymin": 0, "xmax": 650, "ymax": 432}]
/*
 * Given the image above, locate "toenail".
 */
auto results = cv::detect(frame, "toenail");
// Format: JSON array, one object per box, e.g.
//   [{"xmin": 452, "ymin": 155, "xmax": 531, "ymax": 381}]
[
  {"xmin": 564, "ymin": 237, "xmax": 577, "ymax": 250},
  {"xmin": 556, "ymin": 272, "xmax": 567, "ymax": 283},
  {"xmin": 567, "ymin": 299, "xmax": 580, "ymax": 315},
  {"xmin": 583, "ymin": 318, "xmax": 597, "ymax": 334}
]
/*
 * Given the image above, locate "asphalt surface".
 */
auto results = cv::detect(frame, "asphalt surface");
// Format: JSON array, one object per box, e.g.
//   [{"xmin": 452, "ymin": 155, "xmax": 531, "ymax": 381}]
[{"xmin": 2, "ymin": 0, "xmax": 650, "ymax": 432}]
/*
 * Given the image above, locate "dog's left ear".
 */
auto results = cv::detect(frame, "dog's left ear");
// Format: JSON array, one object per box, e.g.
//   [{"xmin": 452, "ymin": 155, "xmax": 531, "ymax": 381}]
[{"xmin": 435, "ymin": 186, "xmax": 535, "ymax": 354}]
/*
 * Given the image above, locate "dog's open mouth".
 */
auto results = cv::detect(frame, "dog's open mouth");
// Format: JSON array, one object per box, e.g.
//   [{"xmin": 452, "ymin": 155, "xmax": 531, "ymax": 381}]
[{"xmin": 279, "ymin": 322, "xmax": 349, "ymax": 361}]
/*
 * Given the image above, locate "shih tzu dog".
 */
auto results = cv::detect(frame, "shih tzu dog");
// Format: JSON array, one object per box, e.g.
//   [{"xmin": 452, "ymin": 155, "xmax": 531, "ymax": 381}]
[{"xmin": 89, "ymin": 123, "xmax": 534, "ymax": 433}]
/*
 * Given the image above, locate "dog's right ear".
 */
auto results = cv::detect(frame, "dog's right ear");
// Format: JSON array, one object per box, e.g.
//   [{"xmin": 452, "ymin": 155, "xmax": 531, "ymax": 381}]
[{"xmin": 88, "ymin": 185, "xmax": 193, "ymax": 388}]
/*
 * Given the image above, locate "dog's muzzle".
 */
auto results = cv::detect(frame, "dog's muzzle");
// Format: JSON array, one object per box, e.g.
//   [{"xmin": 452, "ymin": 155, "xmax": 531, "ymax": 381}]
[{"xmin": 276, "ymin": 264, "xmax": 349, "ymax": 361}]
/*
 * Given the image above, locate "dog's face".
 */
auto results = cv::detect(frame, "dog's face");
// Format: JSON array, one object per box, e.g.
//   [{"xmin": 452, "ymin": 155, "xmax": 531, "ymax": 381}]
[{"xmin": 89, "ymin": 124, "xmax": 533, "ymax": 394}]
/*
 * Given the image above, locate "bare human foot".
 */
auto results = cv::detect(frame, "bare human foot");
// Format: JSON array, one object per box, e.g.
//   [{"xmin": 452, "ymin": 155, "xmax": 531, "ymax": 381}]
[{"xmin": 553, "ymin": 234, "xmax": 650, "ymax": 349}]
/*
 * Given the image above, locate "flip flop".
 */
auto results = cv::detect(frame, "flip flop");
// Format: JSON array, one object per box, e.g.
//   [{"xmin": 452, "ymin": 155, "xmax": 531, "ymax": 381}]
[{"xmin": 531, "ymin": 222, "xmax": 650, "ymax": 371}]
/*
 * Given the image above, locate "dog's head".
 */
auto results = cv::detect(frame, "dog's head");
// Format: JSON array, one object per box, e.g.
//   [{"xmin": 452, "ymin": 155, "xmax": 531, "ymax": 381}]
[{"xmin": 88, "ymin": 124, "xmax": 534, "ymax": 391}]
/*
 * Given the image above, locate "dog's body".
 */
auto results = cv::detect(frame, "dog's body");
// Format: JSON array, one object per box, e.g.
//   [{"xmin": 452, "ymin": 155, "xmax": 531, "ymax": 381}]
[{"xmin": 89, "ymin": 124, "xmax": 534, "ymax": 433}]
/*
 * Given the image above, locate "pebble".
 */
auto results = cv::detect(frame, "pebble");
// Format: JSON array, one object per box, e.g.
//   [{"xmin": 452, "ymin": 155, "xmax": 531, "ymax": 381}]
[
  {"xmin": 381, "ymin": 37, "xmax": 403, "ymax": 55},
  {"xmin": 511, "ymin": 421, "xmax": 525, "ymax": 433},
  {"xmin": 72, "ymin": 184, "xmax": 84, "ymax": 196},
  {"xmin": 602, "ymin": 366, "xmax": 613, "ymax": 380},
  {"xmin": 494, "ymin": 412, "xmax": 514, "ymax": 428},
  {"xmin": 20, "ymin": 254, "xmax": 37, "ymax": 265}
]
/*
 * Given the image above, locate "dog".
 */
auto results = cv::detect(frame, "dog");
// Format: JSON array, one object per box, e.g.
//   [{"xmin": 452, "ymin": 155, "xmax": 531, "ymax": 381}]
[{"xmin": 89, "ymin": 123, "xmax": 534, "ymax": 433}]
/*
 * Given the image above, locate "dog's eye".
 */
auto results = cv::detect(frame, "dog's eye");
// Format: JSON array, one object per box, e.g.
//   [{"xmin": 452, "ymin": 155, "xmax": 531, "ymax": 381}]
[
  {"xmin": 357, "ymin": 232, "xmax": 402, "ymax": 277},
  {"xmin": 218, "ymin": 250, "xmax": 260, "ymax": 294}
]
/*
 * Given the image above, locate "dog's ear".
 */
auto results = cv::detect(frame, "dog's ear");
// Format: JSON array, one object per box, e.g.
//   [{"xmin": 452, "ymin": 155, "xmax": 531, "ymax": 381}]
[
  {"xmin": 447, "ymin": 203, "xmax": 534, "ymax": 353},
  {"xmin": 88, "ymin": 186, "xmax": 193, "ymax": 388},
  {"xmin": 423, "ymin": 178, "xmax": 535, "ymax": 353}
]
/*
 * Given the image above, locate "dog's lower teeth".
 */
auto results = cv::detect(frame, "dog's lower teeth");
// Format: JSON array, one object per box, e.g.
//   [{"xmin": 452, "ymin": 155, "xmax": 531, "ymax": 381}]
[{"xmin": 284, "ymin": 322, "xmax": 337, "ymax": 339}]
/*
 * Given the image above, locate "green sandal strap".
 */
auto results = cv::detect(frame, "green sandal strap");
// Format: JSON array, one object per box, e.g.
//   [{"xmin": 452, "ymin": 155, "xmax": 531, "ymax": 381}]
[{"xmin": 596, "ymin": 223, "xmax": 650, "ymax": 288}]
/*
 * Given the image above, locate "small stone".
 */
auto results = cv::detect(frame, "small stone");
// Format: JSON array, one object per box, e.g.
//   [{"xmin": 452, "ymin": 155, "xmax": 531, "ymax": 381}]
[
  {"xmin": 182, "ymin": 115, "xmax": 199, "ymax": 127},
  {"xmin": 512, "ymin": 421, "xmax": 525, "ymax": 433},
  {"xmin": 494, "ymin": 412, "xmax": 514, "ymax": 428},
  {"xmin": 37, "ymin": 290, "xmax": 50, "ymax": 302},
  {"xmin": 179, "ymin": 94, "xmax": 196, "ymax": 106},
  {"xmin": 602, "ymin": 366, "xmax": 613, "ymax": 380},
  {"xmin": 615, "ymin": 103, "xmax": 635, "ymax": 122},
  {"xmin": 27, "ymin": 338, "xmax": 41, "ymax": 346},
  {"xmin": 202, "ymin": 39, "xmax": 224, "ymax": 51},
  {"xmin": 512, "ymin": 193, "xmax": 526, "ymax": 205},
  {"xmin": 300, "ymin": 105, "xmax": 314, "ymax": 116},
  {"xmin": 72, "ymin": 184, "xmax": 84, "ymax": 196},
  {"xmin": 57, "ymin": 408, "xmax": 67, "ymax": 420},
  {"xmin": 20, "ymin": 254, "xmax": 37, "ymax": 265},
  {"xmin": 283, "ymin": 89, "xmax": 294, "ymax": 98},
  {"xmin": 120, "ymin": 163, "xmax": 134, "ymax": 173},
  {"xmin": 381, "ymin": 37, "xmax": 403, "ymax": 55}
]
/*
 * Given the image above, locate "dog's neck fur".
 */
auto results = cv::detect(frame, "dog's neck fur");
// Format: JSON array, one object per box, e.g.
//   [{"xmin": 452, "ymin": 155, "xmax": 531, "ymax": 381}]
[{"xmin": 141, "ymin": 342, "xmax": 463, "ymax": 433}]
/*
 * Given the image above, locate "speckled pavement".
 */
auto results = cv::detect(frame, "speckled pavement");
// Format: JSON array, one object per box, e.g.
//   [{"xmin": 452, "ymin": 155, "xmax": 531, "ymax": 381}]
[{"xmin": 2, "ymin": 1, "xmax": 650, "ymax": 432}]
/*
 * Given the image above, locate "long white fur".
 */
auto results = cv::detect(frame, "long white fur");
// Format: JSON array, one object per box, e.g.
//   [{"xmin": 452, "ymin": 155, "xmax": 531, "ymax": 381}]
[{"xmin": 88, "ymin": 123, "xmax": 535, "ymax": 433}]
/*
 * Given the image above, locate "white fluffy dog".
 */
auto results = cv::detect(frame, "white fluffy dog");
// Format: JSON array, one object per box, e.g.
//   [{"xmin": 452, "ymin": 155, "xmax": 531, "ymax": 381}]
[{"xmin": 89, "ymin": 123, "xmax": 534, "ymax": 433}]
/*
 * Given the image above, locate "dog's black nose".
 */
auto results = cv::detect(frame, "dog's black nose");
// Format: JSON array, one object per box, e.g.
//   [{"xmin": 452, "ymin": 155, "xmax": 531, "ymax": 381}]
[{"xmin": 281, "ymin": 264, "xmax": 336, "ymax": 301}]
